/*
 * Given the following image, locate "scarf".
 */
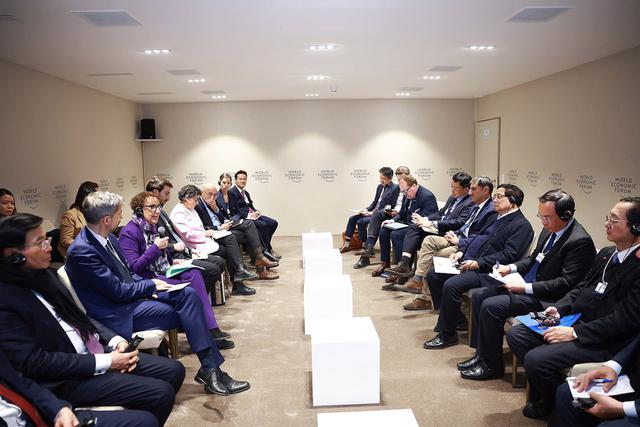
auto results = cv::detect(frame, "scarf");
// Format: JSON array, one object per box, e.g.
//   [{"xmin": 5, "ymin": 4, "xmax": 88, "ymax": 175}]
[{"xmin": 131, "ymin": 217, "xmax": 171, "ymax": 275}]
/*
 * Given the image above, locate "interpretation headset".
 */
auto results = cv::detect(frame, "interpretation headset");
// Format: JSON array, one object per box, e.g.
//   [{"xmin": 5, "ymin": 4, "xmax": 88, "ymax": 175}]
[
  {"xmin": 134, "ymin": 207, "xmax": 144, "ymax": 218},
  {"xmin": 507, "ymin": 195, "xmax": 517, "ymax": 205},
  {"xmin": 4, "ymin": 252, "xmax": 27, "ymax": 267},
  {"xmin": 555, "ymin": 192, "xmax": 575, "ymax": 222}
]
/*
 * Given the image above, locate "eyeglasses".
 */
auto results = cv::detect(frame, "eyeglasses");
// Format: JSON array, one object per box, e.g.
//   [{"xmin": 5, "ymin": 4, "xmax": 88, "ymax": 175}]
[
  {"xmin": 492, "ymin": 194, "xmax": 507, "ymax": 200},
  {"xmin": 143, "ymin": 205, "xmax": 162, "ymax": 212},
  {"xmin": 536, "ymin": 213, "xmax": 553, "ymax": 222},
  {"xmin": 27, "ymin": 237, "xmax": 52, "ymax": 250},
  {"xmin": 605, "ymin": 215, "xmax": 627, "ymax": 225}
]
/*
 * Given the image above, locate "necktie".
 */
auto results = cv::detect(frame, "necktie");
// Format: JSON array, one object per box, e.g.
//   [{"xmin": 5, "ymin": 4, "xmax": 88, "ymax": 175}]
[
  {"xmin": 611, "ymin": 253, "xmax": 620, "ymax": 265},
  {"xmin": 0, "ymin": 383, "xmax": 47, "ymax": 427},
  {"xmin": 459, "ymin": 206, "xmax": 479, "ymax": 237},
  {"xmin": 374, "ymin": 186, "xmax": 386, "ymax": 210},
  {"xmin": 105, "ymin": 240, "xmax": 134, "ymax": 282},
  {"xmin": 523, "ymin": 233, "xmax": 557, "ymax": 283},
  {"xmin": 242, "ymin": 190, "xmax": 255, "ymax": 213},
  {"xmin": 71, "ymin": 326, "xmax": 104, "ymax": 354}
]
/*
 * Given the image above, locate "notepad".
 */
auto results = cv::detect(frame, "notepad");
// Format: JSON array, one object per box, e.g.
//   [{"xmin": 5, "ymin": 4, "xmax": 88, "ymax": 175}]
[
  {"xmin": 433, "ymin": 256, "xmax": 461, "ymax": 275},
  {"xmin": 515, "ymin": 313, "xmax": 582, "ymax": 335},
  {"xmin": 166, "ymin": 282, "xmax": 190, "ymax": 293},
  {"xmin": 165, "ymin": 260, "xmax": 205, "ymax": 278},
  {"xmin": 383, "ymin": 222, "xmax": 408, "ymax": 231},
  {"xmin": 567, "ymin": 375, "xmax": 634, "ymax": 398},
  {"xmin": 489, "ymin": 270, "xmax": 526, "ymax": 284}
]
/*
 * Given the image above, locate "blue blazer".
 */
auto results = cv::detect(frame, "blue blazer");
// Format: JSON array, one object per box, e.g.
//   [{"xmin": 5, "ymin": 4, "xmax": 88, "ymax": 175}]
[
  {"xmin": 394, "ymin": 185, "xmax": 438, "ymax": 223},
  {"xmin": 195, "ymin": 197, "xmax": 225, "ymax": 230},
  {"xmin": 613, "ymin": 335, "xmax": 640, "ymax": 412},
  {"xmin": 365, "ymin": 183, "xmax": 400, "ymax": 212},
  {"xmin": 65, "ymin": 227, "xmax": 156, "ymax": 337},
  {"xmin": 457, "ymin": 200, "xmax": 497, "ymax": 249},
  {"xmin": 429, "ymin": 194, "xmax": 475, "ymax": 233},
  {"xmin": 215, "ymin": 192, "xmax": 237, "ymax": 221},
  {"xmin": 228, "ymin": 186, "xmax": 256, "ymax": 220}
]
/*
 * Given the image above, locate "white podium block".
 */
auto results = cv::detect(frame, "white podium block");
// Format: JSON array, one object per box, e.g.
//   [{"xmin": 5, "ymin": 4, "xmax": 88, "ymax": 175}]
[
  {"xmin": 304, "ymin": 249, "xmax": 342, "ymax": 277},
  {"xmin": 304, "ymin": 274, "xmax": 352, "ymax": 335},
  {"xmin": 317, "ymin": 409, "xmax": 419, "ymax": 427},
  {"xmin": 312, "ymin": 317, "xmax": 380, "ymax": 406},
  {"xmin": 302, "ymin": 232, "xmax": 333, "ymax": 256}
]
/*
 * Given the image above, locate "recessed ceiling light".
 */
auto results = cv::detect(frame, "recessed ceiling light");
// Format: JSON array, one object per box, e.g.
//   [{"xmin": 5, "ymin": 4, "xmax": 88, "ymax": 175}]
[
  {"xmin": 395, "ymin": 92, "xmax": 411, "ymax": 97},
  {"xmin": 308, "ymin": 44, "xmax": 338, "ymax": 51},
  {"xmin": 422, "ymin": 75, "xmax": 441, "ymax": 80},
  {"xmin": 467, "ymin": 45, "xmax": 495, "ymax": 51},
  {"xmin": 306, "ymin": 75, "xmax": 327, "ymax": 81},
  {"xmin": 144, "ymin": 49, "xmax": 170, "ymax": 55},
  {"xmin": 187, "ymin": 78, "xmax": 206, "ymax": 83},
  {"xmin": 211, "ymin": 95, "xmax": 227, "ymax": 100},
  {"xmin": 305, "ymin": 93, "xmax": 319, "ymax": 97}
]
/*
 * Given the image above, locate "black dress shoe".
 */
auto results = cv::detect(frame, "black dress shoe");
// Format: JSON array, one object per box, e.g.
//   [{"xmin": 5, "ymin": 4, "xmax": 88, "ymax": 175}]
[
  {"xmin": 381, "ymin": 283, "xmax": 398, "ymax": 291},
  {"xmin": 270, "ymin": 250, "xmax": 282, "ymax": 260},
  {"xmin": 263, "ymin": 250, "xmax": 278, "ymax": 262},
  {"xmin": 434, "ymin": 321, "xmax": 468, "ymax": 333},
  {"xmin": 457, "ymin": 354, "xmax": 481, "ymax": 371},
  {"xmin": 360, "ymin": 243, "xmax": 375, "ymax": 258},
  {"xmin": 353, "ymin": 256, "xmax": 371, "ymax": 269},
  {"xmin": 194, "ymin": 367, "xmax": 230, "ymax": 396},
  {"xmin": 218, "ymin": 369, "xmax": 251, "ymax": 394},
  {"xmin": 232, "ymin": 282, "xmax": 256, "ymax": 296},
  {"xmin": 522, "ymin": 400, "xmax": 552, "ymax": 419},
  {"xmin": 215, "ymin": 339, "xmax": 235, "ymax": 350},
  {"xmin": 210, "ymin": 327, "xmax": 231, "ymax": 340},
  {"xmin": 386, "ymin": 260, "xmax": 413, "ymax": 277},
  {"xmin": 234, "ymin": 266, "xmax": 258, "ymax": 281},
  {"xmin": 423, "ymin": 334, "xmax": 458, "ymax": 350},
  {"xmin": 460, "ymin": 361, "xmax": 504, "ymax": 380}
]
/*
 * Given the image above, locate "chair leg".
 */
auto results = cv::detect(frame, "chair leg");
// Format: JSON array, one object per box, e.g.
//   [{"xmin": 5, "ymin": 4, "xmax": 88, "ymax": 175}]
[
  {"xmin": 168, "ymin": 329, "xmax": 179, "ymax": 359},
  {"xmin": 512, "ymin": 353, "xmax": 518, "ymax": 388},
  {"xmin": 467, "ymin": 300, "xmax": 473, "ymax": 346}
]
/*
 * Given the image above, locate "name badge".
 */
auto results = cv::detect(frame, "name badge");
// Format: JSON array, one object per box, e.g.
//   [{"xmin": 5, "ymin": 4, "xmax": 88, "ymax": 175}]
[
  {"xmin": 594, "ymin": 282, "xmax": 608, "ymax": 294},
  {"xmin": 535, "ymin": 253, "xmax": 545, "ymax": 263}
]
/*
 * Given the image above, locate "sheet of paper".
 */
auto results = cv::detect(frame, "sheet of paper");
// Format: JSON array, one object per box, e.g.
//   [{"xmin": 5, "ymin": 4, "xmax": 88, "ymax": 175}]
[
  {"xmin": 212, "ymin": 230, "xmax": 232, "ymax": 239},
  {"xmin": 489, "ymin": 270, "xmax": 526, "ymax": 284},
  {"xmin": 383, "ymin": 222, "xmax": 408, "ymax": 231},
  {"xmin": 567, "ymin": 375, "xmax": 634, "ymax": 398},
  {"xmin": 166, "ymin": 282, "xmax": 190, "ymax": 293},
  {"xmin": 433, "ymin": 256, "xmax": 461, "ymax": 275},
  {"xmin": 420, "ymin": 224, "xmax": 439, "ymax": 234}
]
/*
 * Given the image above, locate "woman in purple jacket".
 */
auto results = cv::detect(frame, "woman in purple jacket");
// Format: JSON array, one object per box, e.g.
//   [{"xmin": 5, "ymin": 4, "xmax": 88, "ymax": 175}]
[{"xmin": 118, "ymin": 191, "xmax": 234, "ymax": 349}]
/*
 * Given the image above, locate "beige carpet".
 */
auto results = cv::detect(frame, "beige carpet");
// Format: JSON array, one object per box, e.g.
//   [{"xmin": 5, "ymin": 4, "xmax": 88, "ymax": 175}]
[{"xmin": 165, "ymin": 236, "xmax": 544, "ymax": 426}]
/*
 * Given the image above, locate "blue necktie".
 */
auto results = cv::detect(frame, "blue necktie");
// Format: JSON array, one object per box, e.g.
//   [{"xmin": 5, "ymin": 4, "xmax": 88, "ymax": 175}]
[{"xmin": 523, "ymin": 233, "xmax": 557, "ymax": 283}]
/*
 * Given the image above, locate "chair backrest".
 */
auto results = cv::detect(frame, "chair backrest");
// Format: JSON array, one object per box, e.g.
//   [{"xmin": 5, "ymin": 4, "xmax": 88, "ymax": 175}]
[
  {"xmin": 437, "ymin": 200, "xmax": 446, "ymax": 210},
  {"xmin": 527, "ymin": 230, "xmax": 538, "ymax": 256},
  {"xmin": 46, "ymin": 228, "xmax": 65, "ymax": 263},
  {"xmin": 57, "ymin": 266, "xmax": 87, "ymax": 313}
]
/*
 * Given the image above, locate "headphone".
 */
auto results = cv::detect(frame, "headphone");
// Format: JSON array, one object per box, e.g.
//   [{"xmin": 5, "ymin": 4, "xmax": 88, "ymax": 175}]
[
  {"xmin": 134, "ymin": 207, "xmax": 144, "ymax": 218},
  {"xmin": 507, "ymin": 195, "xmax": 517, "ymax": 205},
  {"xmin": 554, "ymin": 193, "xmax": 575, "ymax": 222},
  {"xmin": 4, "ymin": 252, "xmax": 27, "ymax": 267},
  {"xmin": 631, "ymin": 222, "xmax": 640, "ymax": 237}
]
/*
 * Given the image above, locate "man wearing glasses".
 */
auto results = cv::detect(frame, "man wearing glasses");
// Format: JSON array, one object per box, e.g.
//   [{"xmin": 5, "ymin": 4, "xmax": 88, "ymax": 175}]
[
  {"xmin": 459, "ymin": 190, "xmax": 596, "ymax": 381},
  {"xmin": 507, "ymin": 197, "xmax": 640, "ymax": 419}
]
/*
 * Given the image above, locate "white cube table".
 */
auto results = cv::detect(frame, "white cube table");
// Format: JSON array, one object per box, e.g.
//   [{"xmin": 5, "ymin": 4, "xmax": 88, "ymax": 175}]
[
  {"xmin": 302, "ymin": 232, "xmax": 334, "ymax": 257},
  {"xmin": 304, "ymin": 274, "xmax": 352, "ymax": 335},
  {"xmin": 312, "ymin": 317, "xmax": 380, "ymax": 406},
  {"xmin": 317, "ymin": 409, "xmax": 419, "ymax": 427},
  {"xmin": 304, "ymin": 249, "xmax": 342, "ymax": 277}
]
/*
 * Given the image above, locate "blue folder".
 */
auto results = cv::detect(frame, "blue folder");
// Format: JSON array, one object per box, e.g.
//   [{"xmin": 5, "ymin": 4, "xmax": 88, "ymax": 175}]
[{"xmin": 514, "ymin": 313, "xmax": 582, "ymax": 335}]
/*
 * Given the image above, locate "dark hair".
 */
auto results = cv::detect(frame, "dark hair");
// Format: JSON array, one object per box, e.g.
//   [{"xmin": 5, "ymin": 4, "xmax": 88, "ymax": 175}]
[
  {"xmin": 452, "ymin": 172, "xmax": 472, "ymax": 188},
  {"xmin": 178, "ymin": 184, "xmax": 201, "ymax": 202},
  {"xmin": 539, "ymin": 189, "xmax": 575, "ymax": 221},
  {"xmin": 0, "ymin": 213, "xmax": 43, "ymax": 252},
  {"xmin": 145, "ymin": 176, "xmax": 173, "ymax": 192},
  {"xmin": 620, "ymin": 197, "xmax": 640, "ymax": 230},
  {"xmin": 130, "ymin": 192, "xmax": 159, "ymax": 212},
  {"xmin": 400, "ymin": 174, "xmax": 418, "ymax": 187},
  {"xmin": 70, "ymin": 181, "xmax": 99, "ymax": 210},
  {"xmin": 378, "ymin": 167, "xmax": 394, "ymax": 179},
  {"xmin": 234, "ymin": 170, "xmax": 248, "ymax": 180},
  {"xmin": 472, "ymin": 176, "xmax": 494, "ymax": 195},
  {"xmin": 0, "ymin": 188, "xmax": 17, "ymax": 216},
  {"xmin": 498, "ymin": 183, "xmax": 525, "ymax": 207},
  {"xmin": 218, "ymin": 172, "xmax": 233, "ymax": 186}
]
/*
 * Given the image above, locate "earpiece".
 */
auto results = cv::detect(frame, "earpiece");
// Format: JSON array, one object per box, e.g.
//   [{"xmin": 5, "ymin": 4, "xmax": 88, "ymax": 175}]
[
  {"xmin": 555, "ymin": 192, "xmax": 575, "ymax": 222},
  {"xmin": 508, "ymin": 195, "xmax": 517, "ymax": 204},
  {"xmin": 134, "ymin": 207, "xmax": 144, "ymax": 217},
  {"xmin": 5, "ymin": 252, "xmax": 27, "ymax": 267},
  {"xmin": 631, "ymin": 223, "xmax": 640, "ymax": 237}
]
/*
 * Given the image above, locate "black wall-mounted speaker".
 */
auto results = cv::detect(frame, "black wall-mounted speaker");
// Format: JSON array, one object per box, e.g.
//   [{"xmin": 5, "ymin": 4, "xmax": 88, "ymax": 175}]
[{"xmin": 140, "ymin": 119, "xmax": 156, "ymax": 139}]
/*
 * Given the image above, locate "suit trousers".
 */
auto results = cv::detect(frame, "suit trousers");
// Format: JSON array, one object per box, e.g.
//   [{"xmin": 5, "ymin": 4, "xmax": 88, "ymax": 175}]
[
  {"xmin": 506, "ymin": 324, "xmax": 610, "ymax": 410},
  {"xmin": 429, "ymin": 270, "xmax": 482, "ymax": 336},
  {"xmin": 365, "ymin": 210, "xmax": 388, "ymax": 246},
  {"xmin": 416, "ymin": 236, "xmax": 457, "ymax": 301},
  {"xmin": 252, "ymin": 215, "xmax": 278, "ymax": 251},
  {"xmin": 345, "ymin": 214, "xmax": 372, "ymax": 243},
  {"xmin": 470, "ymin": 286, "xmax": 541, "ymax": 368},
  {"xmin": 214, "ymin": 234, "xmax": 245, "ymax": 279},
  {"xmin": 158, "ymin": 269, "xmax": 218, "ymax": 329},
  {"xmin": 191, "ymin": 256, "xmax": 224, "ymax": 292},
  {"xmin": 378, "ymin": 226, "xmax": 407, "ymax": 263},
  {"xmin": 229, "ymin": 219, "xmax": 262, "ymax": 257},
  {"xmin": 52, "ymin": 352, "xmax": 185, "ymax": 426},
  {"xmin": 130, "ymin": 287, "xmax": 224, "ymax": 366},
  {"xmin": 74, "ymin": 409, "xmax": 158, "ymax": 427},
  {"xmin": 402, "ymin": 224, "xmax": 429, "ymax": 254}
]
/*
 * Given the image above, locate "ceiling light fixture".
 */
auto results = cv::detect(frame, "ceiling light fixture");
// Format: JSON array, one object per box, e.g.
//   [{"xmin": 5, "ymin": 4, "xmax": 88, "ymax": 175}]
[
  {"xmin": 395, "ymin": 92, "xmax": 411, "ymax": 97},
  {"xmin": 187, "ymin": 78, "xmax": 206, "ymax": 83},
  {"xmin": 305, "ymin": 93, "xmax": 319, "ymax": 97},
  {"xmin": 306, "ymin": 75, "xmax": 327, "ymax": 81},
  {"xmin": 422, "ymin": 75, "xmax": 441, "ymax": 80},
  {"xmin": 467, "ymin": 45, "xmax": 495, "ymax": 51},
  {"xmin": 211, "ymin": 95, "xmax": 227, "ymax": 100},
  {"xmin": 144, "ymin": 49, "xmax": 171, "ymax": 55},
  {"xmin": 308, "ymin": 44, "xmax": 337, "ymax": 51}
]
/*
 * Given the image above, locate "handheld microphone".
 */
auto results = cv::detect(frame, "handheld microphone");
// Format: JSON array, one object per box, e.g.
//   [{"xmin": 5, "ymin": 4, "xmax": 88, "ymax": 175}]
[{"xmin": 157, "ymin": 226, "xmax": 166, "ymax": 237}]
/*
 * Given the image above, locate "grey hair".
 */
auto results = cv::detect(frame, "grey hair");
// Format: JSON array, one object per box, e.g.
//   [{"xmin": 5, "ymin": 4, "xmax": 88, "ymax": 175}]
[
  {"xmin": 83, "ymin": 191, "xmax": 124, "ymax": 224},
  {"xmin": 472, "ymin": 176, "xmax": 494, "ymax": 194},
  {"xmin": 395, "ymin": 165, "xmax": 410, "ymax": 175}
]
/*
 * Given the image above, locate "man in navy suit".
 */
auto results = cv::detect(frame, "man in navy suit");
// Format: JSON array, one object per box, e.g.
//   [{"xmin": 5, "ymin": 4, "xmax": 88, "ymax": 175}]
[
  {"xmin": 386, "ymin": 171, "xmax": 474, "ymax": 281},
  {"xmin": 0, "ymin": 213, "xmax": 183, "ymax": 426},
  {"xmin": 340, "ymin": 166, "xmax": 399, "ymax": 254},
  {"xmin": 423, "ymin": 183, "xmax": 534, "ymax": 350},
  {"xmin": 228, "ymin": 170, "xmax": 281, "ymax": 260},
  {"xmin": 65, "ymin": 191, "xmax": 250, "ymax": 397},
  {"xmin": 367, "ymin": 175, "xmax": 439, "ymax": 277}
]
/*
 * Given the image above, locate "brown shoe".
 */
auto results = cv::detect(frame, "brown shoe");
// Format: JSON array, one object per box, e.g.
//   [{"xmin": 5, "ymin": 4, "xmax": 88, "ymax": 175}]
[
  {"xmin": 257, "ymin": 268, "xmax": 279, "ymax": 280},
  {"xmin": 372, "ymin": 262, "xmax": 390, "ymax": 277},
  {"xmin": 385, "ymin": 273, "xmax": 399, "ymax": 283},
  {"xmin": 396, "ymin": 278, "xmax": 423, "ymax": 294},
  {"xmin": 403, "ymin": 298, "xmax": 431, "ymax": 311},
  {"xmin": 255, "ymin": 256, "xmax": 279, "ymax": 269},
  {"xmin": 339, "ymin": 245, "xmax": 352, "ymax": 253}
]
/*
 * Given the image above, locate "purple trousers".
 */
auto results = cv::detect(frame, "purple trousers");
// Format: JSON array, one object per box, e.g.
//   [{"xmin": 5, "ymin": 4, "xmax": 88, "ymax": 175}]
[{"xmin": 158, "ymin": 268, "xmax": 218, "ymax": 329}]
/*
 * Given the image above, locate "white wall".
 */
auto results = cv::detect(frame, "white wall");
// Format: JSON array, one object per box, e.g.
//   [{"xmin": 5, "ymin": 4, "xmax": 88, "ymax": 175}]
[
  {"xmin": 476, "ymin": 46, "xmax": 640, "ymax": 249},
  {"xmin": 0, "ymin": 59, "xmax": 142, "ymax": 229},
  {"xmin": 141, "ymin": 99, "xmax": 476, "ymax": 235}
]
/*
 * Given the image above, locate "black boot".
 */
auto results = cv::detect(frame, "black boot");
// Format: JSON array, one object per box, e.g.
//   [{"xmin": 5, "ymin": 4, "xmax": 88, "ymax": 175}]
[{"xmin": 353, "ymin": 256, "xmax": 371, "ymax": 269}]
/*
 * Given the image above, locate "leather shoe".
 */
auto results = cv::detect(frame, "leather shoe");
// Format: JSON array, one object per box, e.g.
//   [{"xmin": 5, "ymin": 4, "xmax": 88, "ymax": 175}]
[
  {"xmin": 434, "ymin": 321, "xmax": 468, "ymax": 333},
  {"xmin": 381, "ymin": 283, "xmax": 398, "ymax": 291},
  {"xmin": 386, "ymin": 260, "xmax": 413, "ymax": 277},
  {"xmin": 218, "ymin": 369, "xmax": 250, "ymax": 394},
  {"xmin": 215, "ymin": 339, "xmax": 235, "ymax": 350},
  {"xmin": 522, "ymin": 400, "xmax": 552, "ymax": 419},
  {"xmin": 457, "ymin": 354, "xmax": 481, "ymax": 371},
  {"xmin": 460, "ymin": 361, "xmax": 504, "ymax": 381},
  {"xmin": 270, "ymin": 249, "xmax": 282, "ymax": 260},
  {"xmin": 353, "ymin": 256, "xmax": 371, "ymax": 269},
  {"xmin": 395, "ymin": 278, "xmax": 423, "ymax": 294},
  {"xmin": 194, "ymin": 367, "xmax": 229, "ymax": 396},
  {"xmin": 423, "ymin": 334, "xmax": 458, "ymax": 350},
  {"xmin": 210, "ymin": 328, "xmax": 231, "ymax": 340},
  {"xmin": 372, "ymin": 262, "xmax": 390, "ymax": 277},
  {"xmin": 255, "ymin": 256, "xmax": 278, "ymax": 269},
  {"xmin": 256, "ymin": 268, "xmax": 279, "ymax": 280},
  {"xmin": 234, "ymin": 266, "xmax": 258, "ymax": 281},
  {"xmin": 339, "ymin": 244, "xmax": 352, "ymax": 253},
  {"xmin": 232, "ymin": 282, "xmax": 256, "ymax": 296},
  {"xmin": 262, "ymin": 250, "xmax": 278, "ymax": 262},
  {"xmin": 385, "ymin": 273, "xmax": 399, "ymax": 283},
  {"xmin": 403, "ymin": 298, "xmax": 430, "ymax": 311},
  {"xmin": 360, "ymin": 243, "xmax": 375, "ymax": 258}
]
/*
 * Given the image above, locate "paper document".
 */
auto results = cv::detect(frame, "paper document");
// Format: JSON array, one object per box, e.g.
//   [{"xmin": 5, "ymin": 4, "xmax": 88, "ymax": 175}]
[
  {"xmin": 420, "ymin": 224, "xmax": 439, "ymax": 234},
  {"xmin": 515, "ymin": 313, "xmax": 582, "ymax": 335},
  {"xmin": 489, "ymin": 270, "xmax": 526, "ymax": 284},
  {"xmin": 165, "ymin": 260, "xmax": 205, "ymax": 278},
  {"xmin": 433, "ymin": 256, "xmax": 461, "ymax": 275},
  {"xmin": 212, "ymin": 230, "xmax": 232, "ymax": 239},
  {"xmin": 166, "ymin": 282, "xmax": 190, "ymax": 293},
  {"xmin": 383, "ymin": 222, "xmax": 408, "ymax": 231},
  {"xmin": 567, "ymin": 375, "xmax": 635, "ymax": 398}
]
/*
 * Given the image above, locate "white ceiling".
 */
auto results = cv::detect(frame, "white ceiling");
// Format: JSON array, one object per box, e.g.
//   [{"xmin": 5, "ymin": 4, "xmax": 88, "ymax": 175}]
[{"xmin": 1, "ymin": 0, "xmax": 639, "ymax": 103}]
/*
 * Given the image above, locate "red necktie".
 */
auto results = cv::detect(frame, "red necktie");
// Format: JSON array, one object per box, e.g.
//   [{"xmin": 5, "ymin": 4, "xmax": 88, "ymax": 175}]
[{"xmin": 0, "ymin": 383, "xmax": 48, "ymax": 427}]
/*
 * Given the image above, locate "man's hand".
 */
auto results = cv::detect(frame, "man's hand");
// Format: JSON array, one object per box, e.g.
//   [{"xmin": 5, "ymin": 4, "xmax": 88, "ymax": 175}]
[
  {"xmin": 152, "ymin": 279, "xmax": 172, "ymax": 292},
  {"xmin": 459, "ymin": 260, "xmax": 479, "ymax": 272},
  {"xmin": 450, "ymin": 251, "xmax": 463, "ymax": 262},
  {"xmin": 115, "ymin": 340, "xmax": 129, "ymax": 353},
  {"xmin": 544, "ymin": 306, "xmax": 560, "ymax": 319},
  {"xmin": 543, "ymin": 326, "xmax": 576, "ymax": 344},
  {"xmin": 153, "ymin": 236, "xmax": 169, "ymax": 250},
  {"xmin": 585, "ymin": 393, "xmax": 625, "ymax": 419},
  {"xmin": 444, "ymin": 231, "xmax": 459, "ymax": 245},
  {"xmin": 204, "ymin": 229, "xmax": 216, "ymax": 237},
  {"xmin": 502, "ymin": 282, "xmax": 525, "ymax": 293},
  {"xmin": 495, "ymin": 264, "xmax": 512, "ymax": 276},
  {"xmin": 173, "ymin": 242, "xmax": 185, "ymax": 252},
  {"xmin": 54, "ymin": 407, "xmax": 79, "ymax": 427},
  {"xmin": 381, "ymin": 219, "xmax": 393, "ymax": 227},
  {"xmin": 572, "ymin": 365, "xmax": 618, "ymax": 393},
  {"xmin": 220, "ymin": 222, "xmax": 232, "ymax": 231},
  {"xmin": 388, "ymin": 210, "xmax": 398, "ymax": 217},
  {"xmin": 110, "ymin": 349, "xmax": 139, "ymax": 373}
]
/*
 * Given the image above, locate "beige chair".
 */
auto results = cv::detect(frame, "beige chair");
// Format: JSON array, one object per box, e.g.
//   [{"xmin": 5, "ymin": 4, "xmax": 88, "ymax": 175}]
[{"xmin": 57, "ymin": 266, "xmax": 178, "ymax": 357}]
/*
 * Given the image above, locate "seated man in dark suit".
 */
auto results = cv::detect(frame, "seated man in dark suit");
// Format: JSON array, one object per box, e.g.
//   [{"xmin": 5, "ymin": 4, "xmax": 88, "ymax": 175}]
[
  {"xmin": 0, "ymin": 213, "xmax": 184, "ymax": 426},
  {"xmin": 507, "ymin": 197, "xmax": 640, "ymax": 419},
  {"xmin": 459, "ymin": 190, "xmax": 596, "ymax": 380},
  {"xmin": 424, "ymin": 183, "xmax": 534, "ymax": 350},
  {"xmin": 386, "ymin": 171, "xmax": 474, "ymax": 282},
  {"xmin": 554, "ymin": 336, "xmax": 640, "ymax": 426},
  {"xmin": 65, "ymin": 192, "xmax": 250, "ymax": 396},
  {"xmin": 340, "ymin": 166, "xmax": 399, "ymax": 254},
  {"xmin": 365, "ymin": 174, "xmax": 439, "ymax": 277},
  {"xmin": 228, "ymin": 170, "xmax": 281, "ymax": 260},
  {"xmin": 196, "ymin": 182, "xmax": 279, "ymax": 281}
]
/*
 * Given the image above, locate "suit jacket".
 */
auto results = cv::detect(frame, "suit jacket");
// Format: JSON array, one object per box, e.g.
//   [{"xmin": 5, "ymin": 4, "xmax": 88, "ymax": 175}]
[
  {"xmin": 556, "ymin": 246, "xmax": 640, "ymax": 353},
  {"xmin": 463, "ymin": 209, "xmax": 534, "ymax": 273},
  {"xmin": 216, "ymin": 192, "xmax": 237, "ymax": 221},
  {"xmin": 612, "ymin": 335, "xmax": 640, "ymax": 413},
  {"xmin": 429, "ymin": 194, "xmax": 474, "ymax": 234},
  {"xmin": 65, "ymin": 228, "xmax": 156, "ymax": 337},
  {"xmin": 228, "ymin": 186, "xmax": 257, "ymax": 220},
  {"xmin": 393, "ymin": 185, "xmax": 438, "ymax": 223},
  {"xmin": 157, "ymin": 210, "xmax": 193, "ymax": 258},
  {"xmin": 365, "ymin": 183, "xmax": 400, "ymax": 212},
  {"xmin": 0, "ymin": 273, "xmax": 117, "ymax": 389},
  {"xmin": 195, "ymin": 197, "xmax": 225, "ymax": 230},
  {"xmin": 510, "ymin": 220, "xmax": 596, "ymax": 310},
  {"xmin": 58, "ymin": 207, "xmax": 86, "ymax": 257},
  {"xmin": 118, "ymin": 219, "xmax": 173, "ymax": 279},
  {"xmin": 457, "ymin": 199, "xmax": 498, "ymax": 251}
]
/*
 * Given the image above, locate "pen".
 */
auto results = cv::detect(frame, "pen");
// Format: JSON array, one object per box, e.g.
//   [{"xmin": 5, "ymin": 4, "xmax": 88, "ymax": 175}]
[
  {"xmin": 495, "ymin": 260, "xmax": 500, "ymax": 270},
  {"xmin": 591, "ymin": 379, "xmax": 613, "ymax": 384}
]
